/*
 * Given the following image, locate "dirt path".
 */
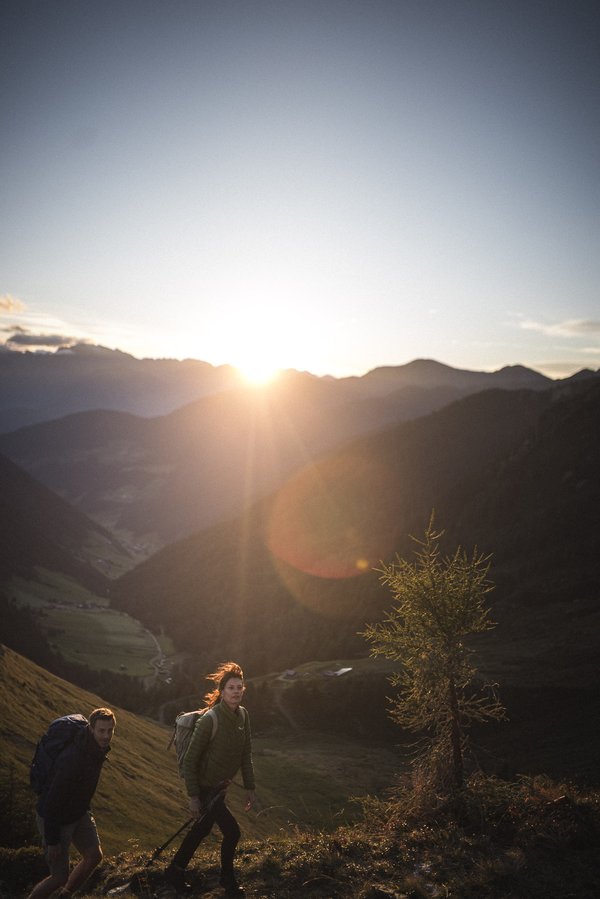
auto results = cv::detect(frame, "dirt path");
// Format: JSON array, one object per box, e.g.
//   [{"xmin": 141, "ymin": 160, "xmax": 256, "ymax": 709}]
[{"xmin": 143, "ymin": 629, "xmax": 165, "ymax": 690}]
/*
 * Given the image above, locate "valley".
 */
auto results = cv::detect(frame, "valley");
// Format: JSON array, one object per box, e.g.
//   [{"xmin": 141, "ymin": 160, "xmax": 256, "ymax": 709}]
[{"xmin": 6, "ymin": 571, "xmax": 173, "ymax": 679}]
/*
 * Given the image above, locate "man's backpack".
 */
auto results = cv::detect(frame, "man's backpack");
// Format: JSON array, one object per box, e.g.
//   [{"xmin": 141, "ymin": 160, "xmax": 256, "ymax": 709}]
[
  {"xmin": 29, "ymin": 713, "xmax": 89, "ymax": 794},
  {"xmin": 168, "ymin": 706, "xmax": 246, "ymax": 777}
]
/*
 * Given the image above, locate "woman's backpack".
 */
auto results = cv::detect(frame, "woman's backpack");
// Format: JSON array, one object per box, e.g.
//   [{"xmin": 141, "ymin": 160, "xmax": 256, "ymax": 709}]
[{"xmin": 168, "ymin": 706, "xmax": 246, "ymax": 777}]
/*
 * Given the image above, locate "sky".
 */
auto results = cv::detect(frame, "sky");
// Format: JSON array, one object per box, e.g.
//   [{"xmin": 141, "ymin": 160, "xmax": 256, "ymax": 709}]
[{"xmin": 1, "ymin": 0, "xmax": 599, "ymax": 381}]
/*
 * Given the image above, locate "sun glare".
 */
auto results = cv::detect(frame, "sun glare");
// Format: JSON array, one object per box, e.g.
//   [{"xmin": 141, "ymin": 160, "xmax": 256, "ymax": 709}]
[
  {"xmin": 209, "ymin": 294, "xmax": 323, "ymax": 385},
  {"xmin": 236, "ymin": 360, "xmax": 280, "ymax": 385}
]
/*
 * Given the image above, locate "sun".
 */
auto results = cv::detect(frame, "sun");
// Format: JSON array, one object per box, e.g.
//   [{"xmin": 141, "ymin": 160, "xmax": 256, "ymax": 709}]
[
  {"xmin": 236, "ymin": 359, "xmax": 281, "ymax": 385},
  {"xmin": 229, "ymin": 322, "xmax": 285, "ymax": 384},
  {"xmin": 208, "ymin": 295, "xmax": 318, "ymax": 385}
]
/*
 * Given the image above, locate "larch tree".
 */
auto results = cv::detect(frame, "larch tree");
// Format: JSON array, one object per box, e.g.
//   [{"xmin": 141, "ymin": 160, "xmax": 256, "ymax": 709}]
[{"xmin": 363, "ymin": 516, "xmax": 505, "ymax": 793}]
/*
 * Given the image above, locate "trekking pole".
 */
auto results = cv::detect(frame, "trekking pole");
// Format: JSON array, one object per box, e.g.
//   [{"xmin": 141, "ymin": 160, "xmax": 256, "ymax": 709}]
[
  {"xmin": 147, "ymin": 817, "xmax": 194, "ymax": 864},
  {"xmin": 105, "ymin": 821, "xmax": 194, "ymax": 898},
  {"xmin": 148, "ymin": 779, "xmax": 230, "ymax": 864},
  {"xmin": 108, "ymin": 782, "xmax": 232, "ymax": 896}
]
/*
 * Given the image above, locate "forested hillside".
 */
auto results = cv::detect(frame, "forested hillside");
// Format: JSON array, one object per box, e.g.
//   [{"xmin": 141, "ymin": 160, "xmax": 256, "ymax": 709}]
[
  {"xmin": 0, "ymin": 451, "xmax": 130, "ymax": 587},
  {"xmin": 110, "ymin": 386, "xmax": 553, "ymax": 670}
]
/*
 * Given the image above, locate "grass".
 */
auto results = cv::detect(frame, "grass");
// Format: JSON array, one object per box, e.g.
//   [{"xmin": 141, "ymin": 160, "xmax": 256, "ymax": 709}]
[
  {"xmin": 8, "ymin": 570, "xmax": 110, "ymax": 610},
  {"xmin": 248, "ymin": 732, "xmax": 400, "ymax": 835},
  {"xmin": 7, "ymin": 777, "xmax": 598, "ymax": 898},
  {"xmin": 43, "ymin": 606, "xmax": 157, "ymax": 675}
]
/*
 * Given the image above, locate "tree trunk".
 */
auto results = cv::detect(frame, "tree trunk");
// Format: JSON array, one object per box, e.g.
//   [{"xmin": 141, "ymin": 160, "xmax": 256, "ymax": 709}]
[{"xmin": 447, "ymin": 676, "xmax": 463, "ymax": 791}]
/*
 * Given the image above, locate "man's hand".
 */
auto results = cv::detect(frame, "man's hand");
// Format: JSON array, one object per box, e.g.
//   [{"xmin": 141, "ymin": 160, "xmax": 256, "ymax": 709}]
[
  {"xmin": 47, "ymin": 843, "xmax": 61, "ymax": 863},
  {"xmin": 244, "ymin": 790, "xmax": 256, "ymax": 811},
  {"xmin": 189, "ymin": 795, "xmax": 201, "ymax": 820}
]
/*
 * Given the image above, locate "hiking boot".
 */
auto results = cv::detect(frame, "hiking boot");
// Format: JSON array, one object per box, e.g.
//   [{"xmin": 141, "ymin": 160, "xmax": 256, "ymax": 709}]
[
  {"xmin": 219, "ymin": 872, "xmax": 245, "ymax": 895},
  {"xmin": 164, "ymin": 864, "xmax": 192, "ymax": 894}
]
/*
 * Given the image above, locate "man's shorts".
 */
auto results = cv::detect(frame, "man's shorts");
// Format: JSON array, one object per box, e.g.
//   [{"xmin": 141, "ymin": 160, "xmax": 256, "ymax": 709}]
[{"xmin": 36, "ymin": 811, "xmax": 100, "ymax": 881}]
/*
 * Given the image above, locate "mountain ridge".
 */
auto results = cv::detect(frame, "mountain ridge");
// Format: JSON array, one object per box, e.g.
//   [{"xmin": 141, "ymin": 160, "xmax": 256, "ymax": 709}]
[
  {"xmin": 2, "ymin": 345, "xmax": 584, "ymax": 435},
  {"xmin": 2, "ymin": 358, "xmax": 589, "ymax": 551}
]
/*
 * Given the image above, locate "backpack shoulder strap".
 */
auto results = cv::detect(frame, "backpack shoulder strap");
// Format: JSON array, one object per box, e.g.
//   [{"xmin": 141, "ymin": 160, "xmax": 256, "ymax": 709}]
[{"xmin": 206, "ymin": 706, "xmax": 218, "ymax": 740}]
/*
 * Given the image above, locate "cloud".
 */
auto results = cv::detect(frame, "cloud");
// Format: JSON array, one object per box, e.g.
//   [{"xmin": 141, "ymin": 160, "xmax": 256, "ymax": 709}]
[
  {"xmin": 0, "ymin": 300, "xmax": 97, "ymax": 353},
  {"xmin": 519, "ymin": 318, "xmax": 600, "ymax": 338},
  {"xmin": 0, "ymin": 293, "xmax": 25, "ymax": 314},
  {"xmin": 6, "ymin": 332, "xmax": 82, "ymax": 349}
]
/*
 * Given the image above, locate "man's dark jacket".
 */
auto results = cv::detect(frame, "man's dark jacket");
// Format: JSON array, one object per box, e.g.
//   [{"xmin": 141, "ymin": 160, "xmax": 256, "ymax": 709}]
[{"xmin": 37, "ymin": 727, "xmax": 110, "ymax": 844}]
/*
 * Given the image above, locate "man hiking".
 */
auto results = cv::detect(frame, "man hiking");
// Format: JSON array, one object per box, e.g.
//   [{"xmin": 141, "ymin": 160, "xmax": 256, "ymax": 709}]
[
  {"xmin": 27, "ymin": 707, "xmax": 116, "ymax": 899},
  {"xmin": 164, "ymin": 662, "xmax": 255, "ymax": 896}
]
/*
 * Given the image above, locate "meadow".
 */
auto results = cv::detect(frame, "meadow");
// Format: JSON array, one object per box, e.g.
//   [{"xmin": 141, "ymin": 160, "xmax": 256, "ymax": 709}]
[{"xmin": 7, "ymin": 571, "xmax": 171, "ymax": 677}]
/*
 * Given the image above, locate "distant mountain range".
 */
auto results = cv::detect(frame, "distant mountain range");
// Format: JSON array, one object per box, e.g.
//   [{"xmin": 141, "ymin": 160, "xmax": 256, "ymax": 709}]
[
  {"xmin": 0, "ymin": 343, "xmax": 242, "ymax": 432},
  {"xmin": 3, "ymin": 351, "xmax": 595, "ymax": 553},
  {"xmin": 3, "ymin": 342, "xmax": 594, "ymax": 434}
]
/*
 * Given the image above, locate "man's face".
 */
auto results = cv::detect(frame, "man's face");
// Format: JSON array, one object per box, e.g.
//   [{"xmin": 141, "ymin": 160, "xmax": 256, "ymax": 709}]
[
  {"xmin": 91, "ymin": 718, "xmax": 115, "ymax": 750},
  {"xmin": 221, "ymin": 677, "xmax": 244, "ymax": 711}
]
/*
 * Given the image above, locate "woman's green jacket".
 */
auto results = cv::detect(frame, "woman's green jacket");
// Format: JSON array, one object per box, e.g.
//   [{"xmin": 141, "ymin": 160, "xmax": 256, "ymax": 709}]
[{"xmin": 182, "ymin": 701, "xmax": 255, "ymax": 796}]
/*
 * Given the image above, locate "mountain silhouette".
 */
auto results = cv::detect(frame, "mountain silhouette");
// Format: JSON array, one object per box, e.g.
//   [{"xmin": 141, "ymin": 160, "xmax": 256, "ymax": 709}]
[
  {"xmin": 0, "ymin": 344, "xmax": 241, "ymax": 432},
  {"xmin": 0, "ymin": 359, "xmax": 568, "ymax": 552}
]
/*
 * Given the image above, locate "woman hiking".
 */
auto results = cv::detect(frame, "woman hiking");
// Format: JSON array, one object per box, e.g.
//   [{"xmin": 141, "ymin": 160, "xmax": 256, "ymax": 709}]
[{"xmin": 164, "ymin": 662, "xmax": 256, "ymax": 896}]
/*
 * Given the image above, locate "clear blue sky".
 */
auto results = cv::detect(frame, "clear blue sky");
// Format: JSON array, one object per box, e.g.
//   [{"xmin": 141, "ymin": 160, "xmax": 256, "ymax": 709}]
[{"xmin": 1, "ymin": 0, "xmax": 599, "ymax": 380}]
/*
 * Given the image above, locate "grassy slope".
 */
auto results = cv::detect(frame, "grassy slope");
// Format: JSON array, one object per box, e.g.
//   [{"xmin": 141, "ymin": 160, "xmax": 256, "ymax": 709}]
[{"xmin": 0, "ymin": 645, "xmax": 184, "ymax": 854}]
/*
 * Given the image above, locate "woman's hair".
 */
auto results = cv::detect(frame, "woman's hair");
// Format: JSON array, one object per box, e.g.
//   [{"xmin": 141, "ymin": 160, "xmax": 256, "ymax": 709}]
[{"xmin": 203, "ymin": 661, "xmax": 244, "ymax": 707}]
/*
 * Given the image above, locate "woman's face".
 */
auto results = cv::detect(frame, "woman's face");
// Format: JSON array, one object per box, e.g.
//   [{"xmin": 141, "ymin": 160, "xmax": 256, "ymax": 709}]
[{"xmin": 221, "ymin": 677, "xmax": 244, "ymax": 711}]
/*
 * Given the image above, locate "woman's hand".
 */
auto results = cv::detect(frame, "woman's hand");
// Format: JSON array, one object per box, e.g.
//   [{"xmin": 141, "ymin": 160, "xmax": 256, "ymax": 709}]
[{"xmin": 245, "ymin": 790, "xmax": 256, "ymax": 811}]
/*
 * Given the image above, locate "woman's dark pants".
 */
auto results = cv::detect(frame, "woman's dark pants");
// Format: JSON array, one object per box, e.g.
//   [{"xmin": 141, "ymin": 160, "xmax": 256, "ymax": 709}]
[{"xmin": 171, "ymin": 792, "xmax": 240, "ymax": 875}]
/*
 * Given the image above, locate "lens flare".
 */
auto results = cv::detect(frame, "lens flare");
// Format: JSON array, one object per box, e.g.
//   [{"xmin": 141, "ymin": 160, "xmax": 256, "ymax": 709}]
[{"xmin": 266, "ymin": 453, "xmax": 396, "ymax": 581}]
